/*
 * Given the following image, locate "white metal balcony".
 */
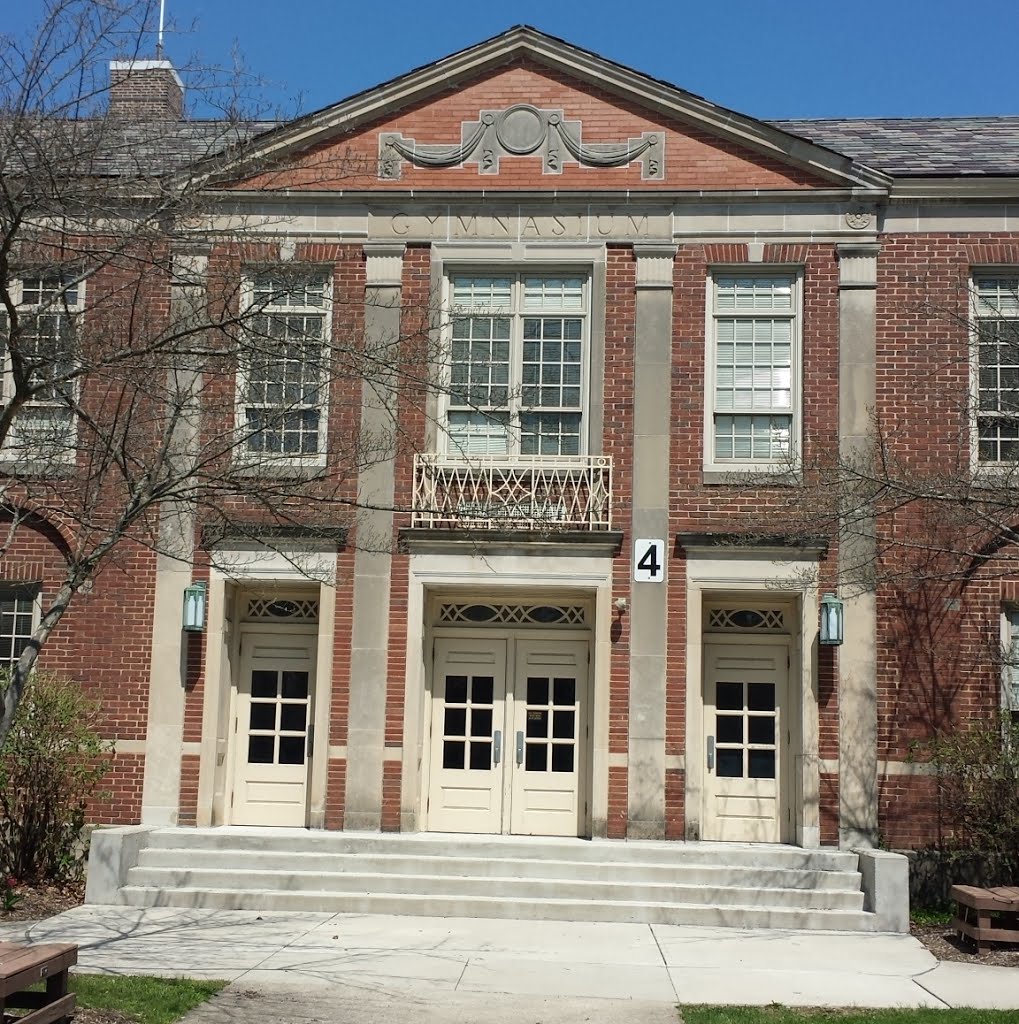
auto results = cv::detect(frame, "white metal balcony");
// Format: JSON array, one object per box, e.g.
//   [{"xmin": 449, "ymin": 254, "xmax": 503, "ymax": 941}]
[{"xmin": 412, "ymin": 454, "xmax": 613, "ymax": 531}]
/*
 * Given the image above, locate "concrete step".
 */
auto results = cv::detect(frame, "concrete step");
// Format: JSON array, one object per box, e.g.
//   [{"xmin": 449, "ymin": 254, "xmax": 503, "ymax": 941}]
[
  {"xmin": 141, "ymin": 828, "xmax": 860, "ymax": 872},
  {"xmin": 93, "ymin": 827, "xmax": 885, "ymax": 931},
  {"xmin": 134, "ymin": 849, "xmax": 859, "ymax": 890},
  {"xmin": 116, "ymin": 885, "xmax": 881, "ymax": 930},
  {"xmin": 123, "ymin": 866, "xmax": 865, "ymax": 910}
]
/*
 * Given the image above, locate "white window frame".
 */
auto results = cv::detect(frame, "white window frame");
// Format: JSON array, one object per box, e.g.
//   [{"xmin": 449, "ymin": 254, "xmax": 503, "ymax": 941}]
[
  {"xmin": 703, "ymin": 270, "xmax": 802, "ymax": 475},
  {"xmin": 1002, "ymin": 607, "xmax": 1019, "ymax": 719},
  {"xmin": 0, "ymin": 275, "xmax": 83, "ymax": 463},
  {"xmin": 236, "ymin": 269, "xmax": 331, "ymax": 467},
  {"xmin": 440, "ymin": 270, "xmax": 590, "ymax": 460},
  {"xmin": 0, "ymin": 586, "xmax": 41, "ymax": 674},
  {"xmin": 972, "ymin": 274, "xmax": 1019, "ymax": 466}
]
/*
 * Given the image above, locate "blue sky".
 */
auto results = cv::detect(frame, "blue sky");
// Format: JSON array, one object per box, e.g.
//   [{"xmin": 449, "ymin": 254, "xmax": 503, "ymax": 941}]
[{"xmin": 10, "ymin": 0, "xmax": 1019, "ymax": 120}]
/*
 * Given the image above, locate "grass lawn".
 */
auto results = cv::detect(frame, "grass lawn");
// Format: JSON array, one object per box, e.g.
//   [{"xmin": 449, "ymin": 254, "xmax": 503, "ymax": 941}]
[
  {"xmin": 682, "ymin": 1009, "xmax": 1018, "ymax": 1024},
  {"xmin": 71, "ymin": 974, "xmax": 226, "ymax": 1024}
]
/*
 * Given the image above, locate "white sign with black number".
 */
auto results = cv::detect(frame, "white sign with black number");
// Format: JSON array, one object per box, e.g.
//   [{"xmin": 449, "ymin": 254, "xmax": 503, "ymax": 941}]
[{"xmin": 633, "ymin": 538, "xmax": 666, "ymax": 583}]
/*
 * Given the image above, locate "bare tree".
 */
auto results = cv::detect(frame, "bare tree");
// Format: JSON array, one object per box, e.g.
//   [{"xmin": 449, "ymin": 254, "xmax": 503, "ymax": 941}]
[{"xmin": 0, "ymin": 0, "xmax": 441, "ymax": 743}]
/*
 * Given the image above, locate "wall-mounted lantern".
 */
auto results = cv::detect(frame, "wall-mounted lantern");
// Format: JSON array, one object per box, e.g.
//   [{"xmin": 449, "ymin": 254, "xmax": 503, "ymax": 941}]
[
  {"xmin": 182, "ymin": 581, "xmax": 207, "ymax": 632},
  {"xmin": 819, "ymin": 593, "xmax": 844, "ymax": 646}
]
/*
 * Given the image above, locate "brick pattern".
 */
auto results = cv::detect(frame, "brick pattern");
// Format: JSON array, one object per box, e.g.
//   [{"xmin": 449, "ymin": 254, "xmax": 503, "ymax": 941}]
[
  {"xmin": 178, "ymin": 754, "xmax": 200, "ymax": 825},
  {"xmin": 381, "ymin": 760, "xmax": 402, "ymax": 831},
  {"xmin": 234, "ymin": 62, "xmax": 829, "ymax": 194}
]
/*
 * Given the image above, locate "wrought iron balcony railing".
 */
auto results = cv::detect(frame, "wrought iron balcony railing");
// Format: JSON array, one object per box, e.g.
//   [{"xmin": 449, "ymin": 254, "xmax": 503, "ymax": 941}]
[{"xmin": 412, "ymin": 454, "xmax": 613, "ymax": 531}]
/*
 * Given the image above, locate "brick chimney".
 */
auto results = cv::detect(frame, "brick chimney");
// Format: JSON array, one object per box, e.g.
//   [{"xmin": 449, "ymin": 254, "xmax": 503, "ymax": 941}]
[{"xmin": 108, "ymin": 60, "xmax": 184, "ymax": 120}]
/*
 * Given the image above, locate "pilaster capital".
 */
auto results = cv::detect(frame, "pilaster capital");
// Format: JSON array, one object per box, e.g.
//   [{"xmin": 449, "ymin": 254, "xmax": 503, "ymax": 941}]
[
  {"xmin": 170, "ymin": 242, "xmax": 211, "ymax": 287},
  {"xmin": 633, "ymin": 244, "xmax": 678, "ymax": 289},
  {"xmin": 364, "ymin": 242, "xmax": 407, "ymax": 287},
  {"xmin": 837, "ymin": 242, "xmax": 880, "ymax": 289}
]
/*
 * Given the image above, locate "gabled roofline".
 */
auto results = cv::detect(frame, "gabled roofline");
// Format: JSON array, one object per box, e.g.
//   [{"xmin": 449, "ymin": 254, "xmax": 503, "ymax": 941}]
[{"xmin": 186, "ymin": 26, "xmax": 891, "ymax": 193}]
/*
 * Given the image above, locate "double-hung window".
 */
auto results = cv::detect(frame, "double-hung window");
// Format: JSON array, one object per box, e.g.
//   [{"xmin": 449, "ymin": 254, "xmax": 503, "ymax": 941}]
[
  {"xmin": 974, "ymin": 277, "xmax": 1019, "ymax": 463},
  {"xmin": 1002, "ymin": 608, "xmax": 1019, "ymax": 724},
  {"xmin": 0, "ymin": 276, "xmax": 80, "ymax": 459},
  {"xmin": 446, "ymin": 273, "xmax": 587, "ymax": 458},
  {"xmin": 240, "ymin": 272, "xmax": 330, "ymax": 461},
  {"xmin": 707, "ymin": 274, "xmax": 799, "ymax": 471},
  {"xmin": 0, "ymin": 588, "xmax": 37, "ymax": 674}
]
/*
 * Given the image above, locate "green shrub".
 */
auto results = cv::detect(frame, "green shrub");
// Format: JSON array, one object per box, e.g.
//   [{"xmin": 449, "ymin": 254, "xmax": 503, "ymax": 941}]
[
  {"xmin": 920, "ymin": 713, "xmax": 1019, "ymax": 885},
  {"xmin": 0, "ymin": 671, "xmax": 113, "ymax": 882}
]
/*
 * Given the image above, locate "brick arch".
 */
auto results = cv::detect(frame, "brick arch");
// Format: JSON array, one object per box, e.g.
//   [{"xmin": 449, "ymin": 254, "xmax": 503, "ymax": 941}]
[{"xmin": 0, "ymin": 502, "xmax": 76, "ymax": 566}]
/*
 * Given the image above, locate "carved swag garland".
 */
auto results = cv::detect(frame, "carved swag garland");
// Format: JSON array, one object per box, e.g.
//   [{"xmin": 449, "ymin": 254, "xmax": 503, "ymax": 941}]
[{"xmin": 379, "ymin": 103, "xmax": 664, "ymax": 179}]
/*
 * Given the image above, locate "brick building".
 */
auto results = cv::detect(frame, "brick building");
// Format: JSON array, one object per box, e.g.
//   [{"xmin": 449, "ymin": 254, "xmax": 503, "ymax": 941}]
[{"xmin": 5, "ymin": 28, "xmax": 1018, "ymax": 891}]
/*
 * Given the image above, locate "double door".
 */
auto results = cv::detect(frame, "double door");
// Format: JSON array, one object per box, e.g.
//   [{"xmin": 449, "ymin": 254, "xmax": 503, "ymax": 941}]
[
  {"xmin": 428, "ymin": 635, "xmax": 588, "ymax": 836},
  {"xmin": 231, "ymin": 631, "xmax": 315, "ymax": 827},
  {"xmin": 702, "ymin": 642, "xmax": 789, "ymax": 842}
]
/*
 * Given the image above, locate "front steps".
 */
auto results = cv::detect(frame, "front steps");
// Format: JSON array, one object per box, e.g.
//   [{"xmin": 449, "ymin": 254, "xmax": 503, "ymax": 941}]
[{"xmin": 86, "ymin": 827, "xmax": 892, "ymax": 930}]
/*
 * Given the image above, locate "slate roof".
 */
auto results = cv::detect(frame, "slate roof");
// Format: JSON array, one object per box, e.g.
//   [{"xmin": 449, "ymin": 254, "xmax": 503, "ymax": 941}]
[{"xmin": 772, "ymin": 117, "xmax": 1019, "ymax": 177}]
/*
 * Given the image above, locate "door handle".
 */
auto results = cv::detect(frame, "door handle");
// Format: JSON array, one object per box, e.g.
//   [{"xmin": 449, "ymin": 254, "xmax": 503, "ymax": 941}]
[
  {"xmin": 306, "ymin": 724, "xmax": 314, "ymax": 759},
  {"xmin": 493, "ymin": 730, "xmax": 502, "ymax": 765},
  {"xmin": 707, "ymin": 735, "xmax": 715, "ymax": 771},
  {"xmin": 516, "ymin": 730, "xmax": 524, "ymax": 766}
]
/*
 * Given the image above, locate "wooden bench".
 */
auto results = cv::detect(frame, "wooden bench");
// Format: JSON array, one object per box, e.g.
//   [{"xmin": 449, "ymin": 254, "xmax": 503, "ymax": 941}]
[
  {"xmin": 0, "ymin": 941, "xmax": 77, "ymax": 1024},
  {"xmin": 951, "ymin": 884, "xmax": 1019, "ymax": 954}
]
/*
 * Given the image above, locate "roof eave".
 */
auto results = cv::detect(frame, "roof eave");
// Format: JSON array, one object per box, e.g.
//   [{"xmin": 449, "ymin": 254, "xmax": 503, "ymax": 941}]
[{"xmin": 188, "ymin": 26, "xmax": 891, "ymax": 194}]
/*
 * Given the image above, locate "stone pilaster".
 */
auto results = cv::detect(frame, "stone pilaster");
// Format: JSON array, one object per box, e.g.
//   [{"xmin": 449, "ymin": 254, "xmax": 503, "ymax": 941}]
[
  {"xmin": 837, "ymin": 241, "xmax": 880, "ymax": 849},
  {"xmin": 140, "ymin": 245, "xmax": 207, "ymax": 825},
  {"xmin": 627, "ymin": 244, "xmax": 677, "ymax": 839},
  {"xmin": 343, "ymin": 243, "xmax": 405, "ymax": 830}
]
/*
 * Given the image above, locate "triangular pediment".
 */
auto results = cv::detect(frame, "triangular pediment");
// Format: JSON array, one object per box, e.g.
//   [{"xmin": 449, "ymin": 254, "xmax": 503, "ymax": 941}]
[{"xmin": 208, "ymin": 27, "xmax": 889, "ymax": 194}]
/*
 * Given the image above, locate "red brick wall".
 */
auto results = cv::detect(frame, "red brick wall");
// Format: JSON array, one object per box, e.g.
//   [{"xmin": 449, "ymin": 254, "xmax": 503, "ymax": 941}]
[{"xmin": 232, "ymin": 61, "xmax": 830, "ymax": 194}]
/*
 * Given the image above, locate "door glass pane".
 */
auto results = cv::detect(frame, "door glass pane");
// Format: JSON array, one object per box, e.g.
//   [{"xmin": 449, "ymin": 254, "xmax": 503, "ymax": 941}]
[
  {"xmin": 749, "ymin": 749, "xmax": 776, "ymax": 779},
  {"xmin": 247, "ymin": 735, "xmax": 274, "ymax": 764},
  {"xmin": 446, "ymin": 675, "xmax": 468, "ymax": 703},
  {"xmin": 552, "ymin": 709, "xmax": 574, "ymax": 739},
  {"xmin": 281, "ymin": 671, "xmax": 309, "ymax": 699},
  {"xmin": 470, "ymin": 707, "xmax": 492, "ymax": 737},
  {"xmin": 444, "ymin": 707, "xmax": 467, "ymax": 736},
  {"xmin": 748, "ymin": 716, "xmax": 775, "ymax": 745},
  {"xmin": 716, "ymin": 715, "xmax": 742, "ymax": 743},
  {"xmin": 526, "ymin": 708, "xmax": 548, "ymax": 738},
  {"xmin": 249, "ymin": 704, "xmax": 276, "ymax": 731},
  {"xmin": 279, "ymin": 736, "xmax": 305, "ymax": 764},
  {"xmin": 251, "ymin": 670, "xmax": 277, "ymax": 698},
  {"xmin": 525, "ymin": 744, "xmax": 547, "ymax": 771},
  {"xmin": 443, "ymin": 740, "xmax": 465, "ymax": 769},
  {"xmin": 472, "ymin": 676, "xmax": 494, "ymax": 704},
  {"xmin": 717, "ymin": 748, "xmax": 743, "ymax": 778},
  {"xmin": 280, "ymin": 703, "xmax": 307, "ymax": 732},
  {"xmin": 748, "ymin": 682, "xmax": 775, "ymax": 712},
  {"xmin": 716, "ymin": 681, "xmax": 742, "ymax": 710},
  {"xmin": 553, "ymin": 677, "xmax": 576, "ymax": 705},
  {"xmin": 551, "ymin": 745, "xmax": 574, "ymax": 773},
  {"xmin": 469, "ymin": 742, "xmax": 492, "ymax": 769},
  {"xmin": 527, "ymin": 677, "xmax": 549, "ymax": 704}
]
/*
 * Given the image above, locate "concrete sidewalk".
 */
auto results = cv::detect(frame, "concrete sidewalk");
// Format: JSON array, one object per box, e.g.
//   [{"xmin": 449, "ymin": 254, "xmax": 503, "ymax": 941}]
[{"xmin": 2, "ymin": 906, "xmax": 1017, "ymax": 1021}]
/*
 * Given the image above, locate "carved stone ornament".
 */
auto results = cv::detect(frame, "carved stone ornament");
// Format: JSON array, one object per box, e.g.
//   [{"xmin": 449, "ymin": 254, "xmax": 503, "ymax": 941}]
[
  {"xmin": 378, "ymin": 104, "xmax": 665, "ymax": 180},
  {"xmin": 845, "ymin": 209, "xmax": 874, "ymax": 230}
]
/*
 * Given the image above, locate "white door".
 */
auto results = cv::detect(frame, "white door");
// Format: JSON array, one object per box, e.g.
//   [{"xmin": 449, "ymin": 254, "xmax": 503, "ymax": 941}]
[
  {"xmin": 702, "ymin": 643, "xmax": 788, "ymax": 842},
  {"xmin": 232, "ymin": 634, "xmax": 315, "ymax": 826},
  {"xmin": 428, "ymin": 635, "xmax": 588, "ymax": 836}
]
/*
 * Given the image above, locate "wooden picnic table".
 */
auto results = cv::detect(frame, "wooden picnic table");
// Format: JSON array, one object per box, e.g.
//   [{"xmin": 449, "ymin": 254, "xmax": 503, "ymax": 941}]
[
  {"xmin": 0, "ymin": 940, "xmax": 77, "ymax": 1024},
  {"xmin": 951, "ymin": 884, "xmax": 1019, "ymax": 954}
]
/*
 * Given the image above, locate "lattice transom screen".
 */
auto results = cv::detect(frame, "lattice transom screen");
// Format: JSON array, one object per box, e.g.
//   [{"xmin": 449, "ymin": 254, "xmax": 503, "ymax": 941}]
[
  {"xmin": 246, "ymin": 597, "xmax": 320, "ymax": 622},
  {"xmin": 706, "ymin": 607, "xmax": 785, "ymax": 632},
  {"xmin": 437, "ymin": 602, "xmax": 586, "ymax": 627}
]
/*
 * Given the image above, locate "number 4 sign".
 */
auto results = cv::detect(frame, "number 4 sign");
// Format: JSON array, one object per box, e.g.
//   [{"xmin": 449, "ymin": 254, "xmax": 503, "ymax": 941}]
[{"xmin": 633, "ymin": 538, "xmax": 666, "ymax": 583}]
